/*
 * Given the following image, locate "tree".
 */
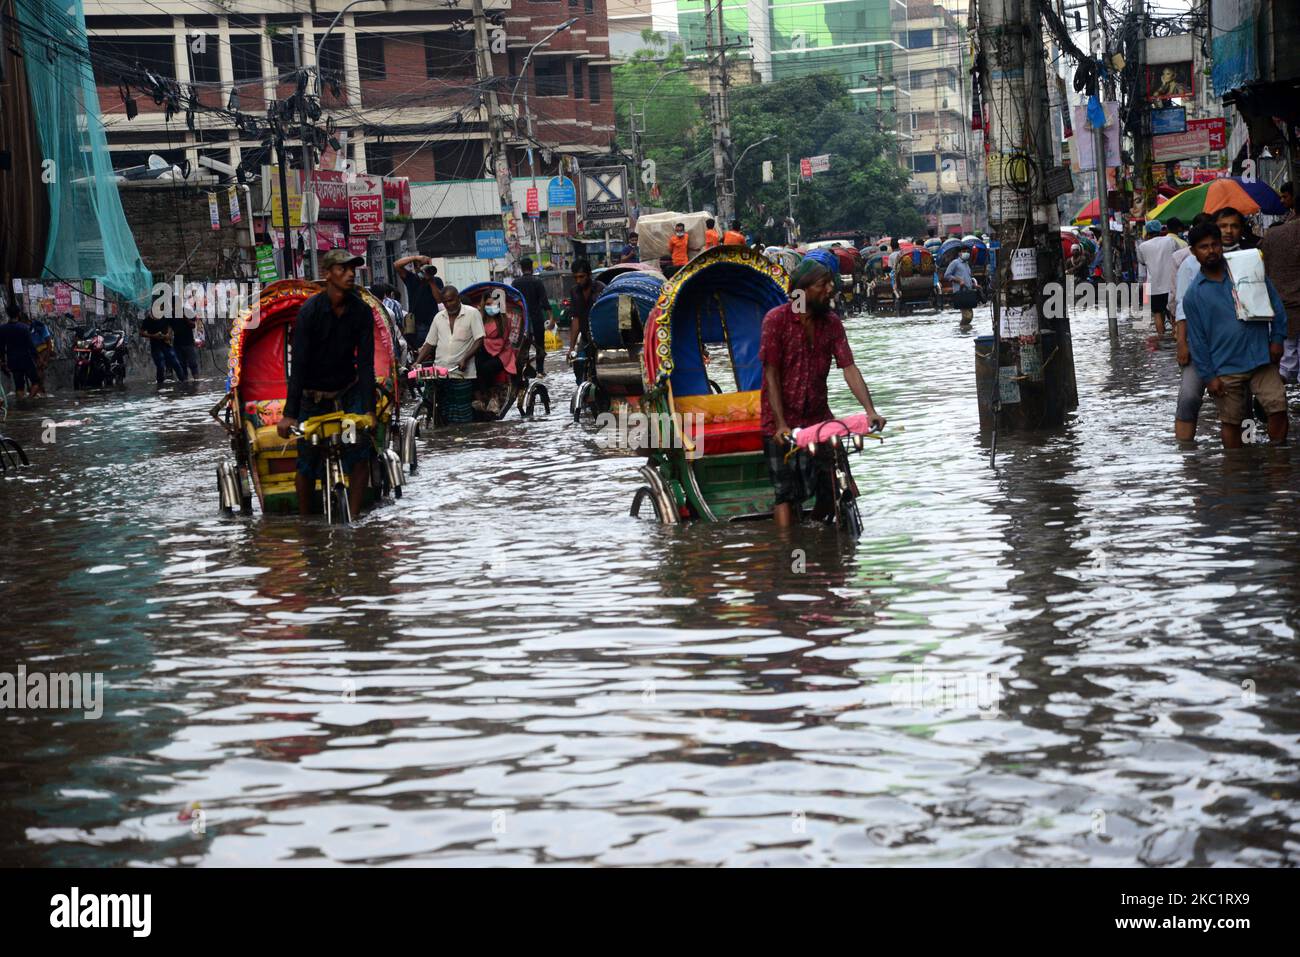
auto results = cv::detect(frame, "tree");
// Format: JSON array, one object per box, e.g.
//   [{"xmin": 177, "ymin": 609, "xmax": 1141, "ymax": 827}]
[
  {"xmin": 693, "ymin": 74, "xmax": 923, "ymax": 243},
  {"xmin": 613, "ymin": 32, "xmax": 706, "ymax": 212}
]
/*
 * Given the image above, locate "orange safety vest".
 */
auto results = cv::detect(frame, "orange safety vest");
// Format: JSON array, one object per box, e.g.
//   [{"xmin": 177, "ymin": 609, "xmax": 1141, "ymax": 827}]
[
  {"xmin": 704, "ymin": 228, "xmax": 720, "ymax": 248},
  {"xmin": 722, "ymin": 230, "xmax": 745, "ymax": 245}
]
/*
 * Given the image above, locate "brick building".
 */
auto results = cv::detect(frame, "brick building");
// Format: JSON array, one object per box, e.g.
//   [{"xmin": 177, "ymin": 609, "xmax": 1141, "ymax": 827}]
[{"xmin": 83, "ymin": 2, "xmax": 619, "ymax": 258}]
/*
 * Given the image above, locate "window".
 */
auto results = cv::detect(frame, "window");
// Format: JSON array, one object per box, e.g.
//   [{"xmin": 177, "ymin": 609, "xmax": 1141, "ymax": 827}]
[
  {"xmin": 89, "ymin": 36, "xmax": 174, "ymax": 85},
  {"xmin": 425, "ymin": 30, "xmax": 475, "ymax": 79},
  {"xmin": 573, "ymin": 60, "xmax": 583, "ymax": 99},
  {"xmin": 588, "ymin": 65, "xmax": 600, "ymax": 103},
  {"xmin": 912, "ymin": 153, "xmax": 937, "ymax": 173},
  {"xmin": 585, "ymin": 0, "xmax": 594, "ymax": 12},
  {"xmin": 189, "ymin": 37, "xmax": 220, "ymax": 84},
  {"xmin": 909, "ymin": 113, "xmax": 918, "ymax": 131},
  {"xmin": 231, "ymin": 35, "xmax": 262, "ymax": 84},
  {"xmin": 367, "ymin": 142, "xmax": 394, "ymax": 176},
  {"xmin": 318, "ymin": 35, "xmax": 344, "ymax": 82},
  {"xmin": 907, "ymin": 30, "xmax": 933, "ymax": 49},
  {"xmin": 270, "ymin": 33, "xmax": 298, "ymax": 74},
  {"xmin": 356, "ymin": 35, "xmax": 386, "ymax": 81},
  {"xmin": 535, "ymin": 57, "xmax": 567, "ymax": 97}
]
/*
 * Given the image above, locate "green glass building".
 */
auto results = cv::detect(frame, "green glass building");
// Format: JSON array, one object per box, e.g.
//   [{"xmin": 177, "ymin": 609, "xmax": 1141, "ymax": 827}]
[{"xmin": 675, "ymin": 0, "xmax": 905, "ymax": 114}]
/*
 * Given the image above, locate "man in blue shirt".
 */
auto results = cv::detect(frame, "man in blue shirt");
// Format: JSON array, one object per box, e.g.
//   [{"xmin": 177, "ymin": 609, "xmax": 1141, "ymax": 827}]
[
  {"xmin": 944, "ymin": 250, "xmax": 977, "ymax": 326},
  {"xmin": 1182, "ymin": 221, "xmax": 1289, "ymax": 448}
]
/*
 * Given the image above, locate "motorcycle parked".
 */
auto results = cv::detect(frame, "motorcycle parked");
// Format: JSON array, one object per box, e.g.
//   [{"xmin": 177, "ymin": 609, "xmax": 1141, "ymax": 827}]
[{"xmin": 72, "ymin": 328, "xmax": 128, "ymax": 389}]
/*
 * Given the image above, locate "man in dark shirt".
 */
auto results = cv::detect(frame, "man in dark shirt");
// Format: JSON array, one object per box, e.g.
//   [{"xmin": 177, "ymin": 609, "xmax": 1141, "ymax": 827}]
[
  {"xmin": 1, "ymin": 301, "xmax": 39, "ymax": 397},
  {"xmin": 277, "ymin": 248, "xmax": 377, "ymax": 516},
  {"xmin": 512, "ymin": 257, "xmax": 553, "ymax": 377},
  {"xmin": 394, "ymin": 255, "xmax": 444, "ymax": 351},
  {"xmin": 760, "ymin": 258, "xmax": 886, "ymax": 527},
  {"xmin": 140, "ymin": 314, "xmax": 187, "ymax": 385},
  {"xmin": 170, "ymin": 314, "xmax": 199, "ymax": 378},
  {"xmin": 565, "ymin": 259, "xmax": 605, "ymax": 385}
]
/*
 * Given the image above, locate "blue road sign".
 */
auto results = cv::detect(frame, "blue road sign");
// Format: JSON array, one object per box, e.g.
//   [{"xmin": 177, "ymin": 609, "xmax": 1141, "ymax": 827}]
[
  {"xmin": 547, "ymin": 176, "xmax": 576, "ymax": 208},
  {"xmin": 475, "ymin": 229, "xmax": 508, "ymax": 259}
]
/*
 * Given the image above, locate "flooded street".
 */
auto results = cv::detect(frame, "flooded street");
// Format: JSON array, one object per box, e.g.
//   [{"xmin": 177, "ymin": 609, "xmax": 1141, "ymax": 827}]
[{"xmin": 2, "ymin": 304, "xmax": 1298, "ymax": 867}]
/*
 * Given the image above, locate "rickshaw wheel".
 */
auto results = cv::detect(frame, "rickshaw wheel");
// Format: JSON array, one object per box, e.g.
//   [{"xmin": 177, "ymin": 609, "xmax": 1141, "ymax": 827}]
[
  {"xmin": 630, "ymin": 486, "xmax": 665, "ymax": 522},
  {"xmin": 330, "ymin": 483, "xmax": 352, "ymax": 525}
]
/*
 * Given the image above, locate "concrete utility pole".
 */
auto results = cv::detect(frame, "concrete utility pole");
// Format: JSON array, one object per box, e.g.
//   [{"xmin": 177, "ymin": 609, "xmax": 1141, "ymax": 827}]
[
  {"xmin": 293, "ymin": 27, "xmax": 318, "ymax": 280},
  {"xmin": 472, "ymin": 0, "xmax": 519, "ymax": 272},
  {"xmin": 974, "ymin": 0, "xmax": 1076, "ymax": 431},
  {"xmin": 1084, "ymin": 0, "xmax": 1117, "ymax": 341},
  {"xmin": 700, "ymin": 0, "xmax": 738, "ymax": 223}
]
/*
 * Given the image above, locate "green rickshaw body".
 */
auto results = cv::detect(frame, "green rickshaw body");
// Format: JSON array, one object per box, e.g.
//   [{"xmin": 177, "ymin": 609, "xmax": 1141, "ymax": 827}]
[{"xmin": 635, "ymin": 246, "xmax": 793, "ymax": 523}]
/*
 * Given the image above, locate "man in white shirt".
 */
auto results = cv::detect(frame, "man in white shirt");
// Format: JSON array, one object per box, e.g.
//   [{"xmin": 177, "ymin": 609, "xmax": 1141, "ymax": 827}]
[
  {"xmin": 413, "ymin": 285, "xmax": 484, "ymax": 379},
  {"xmin": 1137, "ymin": 219, "xmax": 1178, "ymax": 336}
]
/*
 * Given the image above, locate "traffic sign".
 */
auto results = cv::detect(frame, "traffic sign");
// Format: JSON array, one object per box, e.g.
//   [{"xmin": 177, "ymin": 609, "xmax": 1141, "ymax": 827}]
[{"xmin": 579, "ymin": 166, "xmax": 628, "ymax": 228}]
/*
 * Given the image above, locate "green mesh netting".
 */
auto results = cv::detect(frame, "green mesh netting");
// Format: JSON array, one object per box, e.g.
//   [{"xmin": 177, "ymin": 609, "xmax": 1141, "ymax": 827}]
[{"xmin": 14, "ymin": 0, "xmax": 153, "ymax": 304}]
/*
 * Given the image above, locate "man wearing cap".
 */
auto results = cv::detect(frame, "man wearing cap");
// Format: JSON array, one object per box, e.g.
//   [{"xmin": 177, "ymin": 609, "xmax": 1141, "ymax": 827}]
[
  {"xmin": 1138, "ymin": 219, "xmax": 1178, "ymax": 335},
  {"xmin": 394, "ymin": 254, "xmax": 445, "ymax": 351},
  {"xmin": 760, "ymin": 258, "xmax": 886, "ymax": 527},
  {"xmin": 277, "ymin": 248, "xmax": 377, "ymax": 517}
]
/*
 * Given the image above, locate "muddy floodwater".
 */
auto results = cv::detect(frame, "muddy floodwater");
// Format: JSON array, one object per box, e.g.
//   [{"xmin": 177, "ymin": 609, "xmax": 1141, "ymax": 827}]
[{"xmin": 2, "ymin": 305, "xmax": 1298, "ymax": 867}]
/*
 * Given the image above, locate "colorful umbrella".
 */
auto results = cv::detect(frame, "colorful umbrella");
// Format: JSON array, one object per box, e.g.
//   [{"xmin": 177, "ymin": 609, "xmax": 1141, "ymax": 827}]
[
  {"xmin": 1072, "ymin": 198, "xmax": 1101, "ymax": 226},
  {"xmin": 1148, "ymin": 177, "xmax": 1286, "ymax": 222}
]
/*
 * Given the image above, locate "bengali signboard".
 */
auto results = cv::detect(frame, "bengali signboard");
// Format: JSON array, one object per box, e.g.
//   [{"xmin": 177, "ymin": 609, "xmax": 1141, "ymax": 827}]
[
  {"xmin": 347, "ymin": 174, "xmax": 385, "ymax": 236},
  {"xmin": 1188, "ymin": 118, "xmax": 1226, "ymax": 151},
  {"xmin": 547, "ymin": 176, "xmax": 576, "ymax": 208},
  {"xmin": 1152, "ymin": 128, "xmax": 1211, "ymax": 163},
  {"xmin": 313, "ymin": 170, "xmax": 349, "ymax": 212},
  {"xmin": 475, "ymin": 230, "xmax": 508, "ymax": 259},
  {"xmin": 382, "ymin": 177, "xmax": 412, "ymax": 222},
  {"xmin": 579, "ymin": 166, "xmax": 628, "ymax": 229},
  {"xmin": 809, "ymin": 154, "xmax": 830, "ymax": 173},
  {"xmin": 268, "ymin": 166, "xmax": 303, "ymax": 229},
  {"xmin": 526, "ymin": 187, "xmax": 539, "ymax": 217}
]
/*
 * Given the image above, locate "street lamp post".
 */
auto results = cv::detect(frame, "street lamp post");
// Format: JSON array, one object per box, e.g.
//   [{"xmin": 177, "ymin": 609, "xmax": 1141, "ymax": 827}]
[
  {"xmin": 729, "ymin": 134, "xmax": 776, "ymax": 219},
  {"xmin": 302, "ymin": 0, "xmax": 384, "ymax": 279},
  {"xmin": 511, "ymin": 18, "xmax": 577, "ymax": 258},
  {"xmin": 632, "ymin": 65, "xmax": 690, "ymax": 211}
]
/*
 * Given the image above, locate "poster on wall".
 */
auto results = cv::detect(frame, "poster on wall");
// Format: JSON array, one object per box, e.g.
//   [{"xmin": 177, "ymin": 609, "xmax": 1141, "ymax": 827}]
[{"xmin": 1145, "ymin": 62, "xmax": 1195, "ymax": 101}]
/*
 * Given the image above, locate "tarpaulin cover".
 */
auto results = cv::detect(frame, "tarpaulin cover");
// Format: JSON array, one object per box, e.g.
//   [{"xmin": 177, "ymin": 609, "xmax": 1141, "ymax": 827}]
[
  {"xmin": 14, "ymin": 0, "xmax": 153, "ymax": 304},
  {"xmin": 1211, "ymin": 0, "xmax": 1260, "ymax": 97}
]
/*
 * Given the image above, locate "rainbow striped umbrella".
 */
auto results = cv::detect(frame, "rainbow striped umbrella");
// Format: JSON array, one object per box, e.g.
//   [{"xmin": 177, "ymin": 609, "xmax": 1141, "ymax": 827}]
[{"xmin": 1148, "ymin": 178, "xmax": 1286, "ymax": 223}]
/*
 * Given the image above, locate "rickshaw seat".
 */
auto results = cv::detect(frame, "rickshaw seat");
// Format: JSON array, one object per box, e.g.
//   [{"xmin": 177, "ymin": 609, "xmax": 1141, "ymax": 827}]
[
  {"xmin": 245, "ymin": 419, "xmax": 294, "ymax": 454},
  {"xmin": 673, "ymin": 390, "xmax": 764, "ymax": 455}
]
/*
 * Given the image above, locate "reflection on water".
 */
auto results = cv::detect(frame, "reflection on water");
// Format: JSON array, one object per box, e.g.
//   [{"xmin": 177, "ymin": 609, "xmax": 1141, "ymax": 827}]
[{"xmin": 1, "ymin": 307, "xmax": 1297, "ymax": 866}]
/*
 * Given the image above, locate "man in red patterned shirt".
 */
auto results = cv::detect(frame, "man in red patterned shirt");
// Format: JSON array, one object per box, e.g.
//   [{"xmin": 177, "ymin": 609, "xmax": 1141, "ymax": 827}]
[{"xmin": 760, "ymin": 258, "xmax": 886, "ymax": 527}]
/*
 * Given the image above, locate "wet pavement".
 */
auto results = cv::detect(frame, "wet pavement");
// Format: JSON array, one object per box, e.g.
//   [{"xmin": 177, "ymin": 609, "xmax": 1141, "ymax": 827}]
[{"xmin": 1, "ymin": 304, "xmax": 1298, "ymax": 866}]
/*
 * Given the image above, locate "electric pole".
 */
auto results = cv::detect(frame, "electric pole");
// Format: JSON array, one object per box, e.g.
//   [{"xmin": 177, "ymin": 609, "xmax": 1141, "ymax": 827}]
[
  {"xmin": 293, "ymin": 27, "xmax": 318, "ymax": 280},
  {"xmin": 974, "ymin": 0, "xmax": 1076, "ymax": 431},
  {"xmin": 1085, "ymin": 0, "xmax": 1117, "ymax": 340},
  {"xmin": 699, "ymin": 0, "xmax": 739, "ymax": 224},
  {"xmin": 472, "ymin": 0, "xmax": 519, "ymax": 272}
]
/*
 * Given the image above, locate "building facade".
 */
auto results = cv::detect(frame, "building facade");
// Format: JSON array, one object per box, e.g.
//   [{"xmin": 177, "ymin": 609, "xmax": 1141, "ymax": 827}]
[{"xmin": 82, "ymin": 1, "xmax": 618, "ymax": 256}]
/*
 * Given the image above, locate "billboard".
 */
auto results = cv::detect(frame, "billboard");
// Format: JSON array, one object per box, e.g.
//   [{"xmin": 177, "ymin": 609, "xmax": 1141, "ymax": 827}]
[{"xmin": 1145, "ymin": 62, "xmax": 1195, "ymax": 101}]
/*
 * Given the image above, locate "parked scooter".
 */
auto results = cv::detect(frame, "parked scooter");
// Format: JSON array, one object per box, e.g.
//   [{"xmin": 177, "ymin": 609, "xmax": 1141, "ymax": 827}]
[{"xmin": 72, "ymin": 328, "xmax": 128, "ymax": 389}]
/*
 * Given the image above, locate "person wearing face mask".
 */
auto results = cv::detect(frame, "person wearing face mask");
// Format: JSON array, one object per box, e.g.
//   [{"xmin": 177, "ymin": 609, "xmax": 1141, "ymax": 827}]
[
  {"xmin": 944, "ymin": 249, "xmax": 978, "ymax": 326},
  {"xmin": 668, "ymin": 222, "xmax": 690, "ymax": 271},
  {"xmin": 472, "ymin": 295, "xmax": 517, "ymax": 415}
]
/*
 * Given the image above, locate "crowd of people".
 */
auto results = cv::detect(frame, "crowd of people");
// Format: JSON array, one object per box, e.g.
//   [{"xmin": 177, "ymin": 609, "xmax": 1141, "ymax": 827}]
[{"xmin": 1130, "ymin": 183, "xmax": 1297, "ymax": 449}]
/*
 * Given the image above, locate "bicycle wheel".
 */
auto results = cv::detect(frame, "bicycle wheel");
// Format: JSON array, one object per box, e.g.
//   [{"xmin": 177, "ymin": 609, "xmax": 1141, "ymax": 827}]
[
  {"xmin": 330, "ymin": 482, "xmax": 352, "ymax": 524},
  {"xmin": 837, "ymin": 492, "xmax": 863, "ymax": 540}
]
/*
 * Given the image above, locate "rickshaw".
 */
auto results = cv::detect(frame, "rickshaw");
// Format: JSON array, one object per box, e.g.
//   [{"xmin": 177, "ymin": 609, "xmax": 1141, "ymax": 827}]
[
  {"xmin": 864, "ymin": 250, "xmax": 896, "ymax": 314},
  {"xmin": 763, "ymin": 246, "xmax": 802, "ymax": 276},
  {"xmin": 890, "ymin": 247, "xmax": 940, "ymax": 313},
  {"xmin": 628, "ymin": 245, "xmax": 880, "ymax": 533},
  {"xmin": 572, "ymin": 270, "xmax": 665, "ymax": 420},
  {"xmin": 831, "ymin": 245, "xmax": 862, "ymax": 316},
  {"xmin": 964, "ymin": 238, "xmax": 990, "ymax": 285},
  {"xmin": 409, "ymin": 281, "xmax": 549, "ymax": 427},
  {"xmin": 212, "ymin": 280, "xmax": 413, "ymax": 521}
]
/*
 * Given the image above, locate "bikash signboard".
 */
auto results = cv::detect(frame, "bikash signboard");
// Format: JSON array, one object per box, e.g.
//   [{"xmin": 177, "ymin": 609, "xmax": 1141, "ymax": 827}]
[{"xmin": 348, "ymin": 174, "xmax": 385, "ymax": 235}]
